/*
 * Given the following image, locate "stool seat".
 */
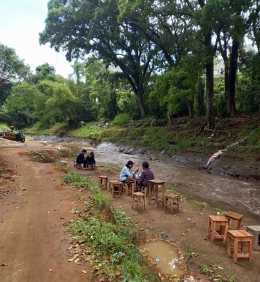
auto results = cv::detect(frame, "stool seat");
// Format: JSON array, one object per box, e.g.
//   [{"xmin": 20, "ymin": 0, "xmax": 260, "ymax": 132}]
[
  {"xmin": 207, "ymin": 215, "xmax": 228, "ymax": 243},
  {"xmin": 98, "ymin": 175, "xmax": 108, "ymax": 190},
  {"xmin": 164, "ymin": 194, "xmax": 180, "ymax": 212},
  {"xmin": 227, "ymin": 230, "xmax": 253, "ymax": 263}
]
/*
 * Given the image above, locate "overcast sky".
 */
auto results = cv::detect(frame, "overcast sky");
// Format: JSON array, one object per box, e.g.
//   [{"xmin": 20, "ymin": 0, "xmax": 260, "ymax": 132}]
[{"xmin": 0, "ymin": 0, "xmax": 74, "ymax": 78}]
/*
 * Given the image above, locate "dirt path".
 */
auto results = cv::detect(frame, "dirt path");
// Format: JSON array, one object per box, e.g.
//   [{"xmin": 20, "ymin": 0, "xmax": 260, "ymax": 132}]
[
  {"xmin": 0, "ymin": 139, "xmax": 93, "ymax": 282},
  {"xmin": 0, "ymin": 138, "xmax": 260, "ymax": 282}
]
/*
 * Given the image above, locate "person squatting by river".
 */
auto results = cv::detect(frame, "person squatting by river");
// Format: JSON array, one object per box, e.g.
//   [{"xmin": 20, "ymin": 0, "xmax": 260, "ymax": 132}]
[
  {"xmin": 85, "ymin": 151, "xmax": 96, "ymax": 169},
  {"xmin": 75, "ymin": 149, "xmax": 87, "ymax": 169}
]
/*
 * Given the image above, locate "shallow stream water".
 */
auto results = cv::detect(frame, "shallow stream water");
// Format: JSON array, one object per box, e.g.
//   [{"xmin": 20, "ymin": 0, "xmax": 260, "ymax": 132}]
[{"xmin": 31, "ymin": 135, "xmax": 260, "ymax": 219}]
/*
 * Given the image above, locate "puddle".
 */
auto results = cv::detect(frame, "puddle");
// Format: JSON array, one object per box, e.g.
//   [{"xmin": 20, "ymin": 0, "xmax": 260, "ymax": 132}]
[{"xmin": 141, "ymin": 240, "xmax": 189, "ymax": 280}]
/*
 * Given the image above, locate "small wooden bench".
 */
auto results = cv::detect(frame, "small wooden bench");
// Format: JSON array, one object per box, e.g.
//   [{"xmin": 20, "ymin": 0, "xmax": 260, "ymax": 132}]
[
  {"xmin": 227, "ymin": 230, "xmax": 253, "ymax": 263},
  {"xmin": 164, "ymin": 194, "xmax": 180, "ymax": 212},
  {"xmin": 98, "ymin": 175, "xmax": 108, "ymax": 190},
  {"xmin": 110, "ymin": 181, "xmax": 123, "ymax": 197},
  {"xmin": 225, "ymin": 211, "xmax": 243, "ymax": 230},
  {"xmin": 132, "ymin": 186, "xmax": 147, "ymax": 209},
  {"xmin": 207, "ymin": 215, "xmax": 229, "ymax": 243}
]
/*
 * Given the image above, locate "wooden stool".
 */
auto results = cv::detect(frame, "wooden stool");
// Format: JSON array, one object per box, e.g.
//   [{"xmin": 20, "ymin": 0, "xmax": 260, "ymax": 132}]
[
  {"xmin": 164, "ymin": 194, "xmax": 180, "ymax": 212},
  {"xmin": 148, "ymin": 179, "xmax": 166, "ymax": 206},
  {"xmin": 227, "ymin": 230, "xmax": 253, "ymax": 263},
  {"xmin": 87, "ymin": 163, "xmax": 95, "ymax": 170},
  {"xmin": 132, "ymin": 187, "xmax": 147, "ymax": 209},
  {"xmin": 98, "ymin": 175, "xmax": 108, "ymax": 190},
  {"xmin": 110, "ymin": 181, "xmax": 123, "ymax": 197},
  {"xmin": 247, "ymin": 226, "xmax": 260, "ymax": 250},
  {"xmin": 109, "ymin": 180, "xmax": 119, "ymax": 192},
  {"xmin": 123, "ymin": 181, "xmax": 136, "ymax": 196},
  {"xmin": 225, "ymin": 211, "xmax": 244, "ymax": 230},
  {"xmin": 207, "ymin": 215, "xmax": 228, "ymax": 242}
]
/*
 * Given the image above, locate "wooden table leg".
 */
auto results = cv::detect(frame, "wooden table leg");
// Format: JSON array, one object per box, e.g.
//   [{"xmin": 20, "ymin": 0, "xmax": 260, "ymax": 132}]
[{"xmin": 233, "ymin": 237, "xmax": 238, "ymax": 263}]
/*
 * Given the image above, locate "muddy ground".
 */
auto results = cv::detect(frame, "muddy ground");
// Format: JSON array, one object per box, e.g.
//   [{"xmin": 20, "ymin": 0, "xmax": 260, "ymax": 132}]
[{"xmin": 0, "ymin": 137, "xmax": 259, "ymax": 282}]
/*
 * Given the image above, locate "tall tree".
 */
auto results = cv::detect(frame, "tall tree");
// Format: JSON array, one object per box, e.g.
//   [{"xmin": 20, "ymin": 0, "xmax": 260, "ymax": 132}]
[
  {"xmin": 0, "ymin": 43, "xmax": 31, "ymax": 83},
  {"xmin": 39, "ymin": 0, "xmax": 161, "ymax": 119}
]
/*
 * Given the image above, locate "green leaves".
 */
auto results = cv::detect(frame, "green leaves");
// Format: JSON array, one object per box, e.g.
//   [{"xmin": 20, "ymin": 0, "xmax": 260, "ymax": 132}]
[{"xmin": 0, "ymin": 43, "xmax": 31, "ymax": 82}]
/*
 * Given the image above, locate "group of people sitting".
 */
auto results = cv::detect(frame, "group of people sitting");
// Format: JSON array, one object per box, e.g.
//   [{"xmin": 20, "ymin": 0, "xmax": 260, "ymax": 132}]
[
  {"xmin": 75, "ymin": 149, "xmax": 96, "ymax": 169},
  {"xmin": 75, "ymin": 150, "xmax": 153, "ymax": 190},
  {"xmin": 120, "ymin": 160, "xmax": 154, "ymax": 191}
]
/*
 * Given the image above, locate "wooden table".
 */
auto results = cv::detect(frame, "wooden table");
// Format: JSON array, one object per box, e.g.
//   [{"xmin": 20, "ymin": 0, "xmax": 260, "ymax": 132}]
[{"xmin": 148, "ymin": 179, "xmax": 166, "ymax": 206}]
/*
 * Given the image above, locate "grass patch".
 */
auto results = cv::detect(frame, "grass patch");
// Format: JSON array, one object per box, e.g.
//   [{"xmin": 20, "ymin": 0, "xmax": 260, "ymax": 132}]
[
  {"xmin": 199, "ymin": 264, "xmax": 236, "ymax": 282},
  {"xmin": 63, "ymin": 172, "xmax": 89, "ymax": 188},
  {"xmin": 28, "ymin": 150, "xmax": 56, "ymax": 163},
  {"xmin": 63, "ymin": 173, "xmax": 160, "ymax": 281}
]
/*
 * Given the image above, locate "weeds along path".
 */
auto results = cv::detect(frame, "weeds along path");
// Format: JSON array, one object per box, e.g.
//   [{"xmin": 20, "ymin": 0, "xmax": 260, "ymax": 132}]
[{"xmin": 0, "ymin": 138, "xmax": 94, "ymax": 282}]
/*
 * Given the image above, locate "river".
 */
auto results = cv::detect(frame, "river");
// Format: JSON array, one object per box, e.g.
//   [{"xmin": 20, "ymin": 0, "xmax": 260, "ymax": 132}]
[{"xmin": 31, "ymin": 135, "xmax": 260, "ymax": 220}]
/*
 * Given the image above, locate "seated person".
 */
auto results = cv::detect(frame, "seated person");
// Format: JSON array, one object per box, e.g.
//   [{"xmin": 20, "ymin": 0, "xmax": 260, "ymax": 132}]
[
  {"xmin": 75, "ymin": 149, "xmax": 87, "ymax": 169},
  {"xmin": 138, "ymin": 161, "xmax": 154, "ymax": 190},
  {"xmin": 85, "ymin": 151, "xmax": 96, "ymax": 169},
  {"xmin": 120, "ymin": 160, "xmax": 139, "ymax": 183}
]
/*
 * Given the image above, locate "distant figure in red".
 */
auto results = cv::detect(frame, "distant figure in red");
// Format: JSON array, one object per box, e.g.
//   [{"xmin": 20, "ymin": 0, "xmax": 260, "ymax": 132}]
[{"xmin": 10, "ymin": 125, "xmax": 14, "ymax": 132}]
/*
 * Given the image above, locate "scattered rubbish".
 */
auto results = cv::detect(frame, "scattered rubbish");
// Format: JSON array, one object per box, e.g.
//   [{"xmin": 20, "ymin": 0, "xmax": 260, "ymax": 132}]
[
  {"xmin": 155, "ymin": 258, "xmax": 160, "ymax": 262},
  {"xmin": 161, "ymin": 234, "xmax": 169, "ymax": 240},
  {"xmin": 205, "ymin": 150, "xmax": 223, "ymax": 167}
]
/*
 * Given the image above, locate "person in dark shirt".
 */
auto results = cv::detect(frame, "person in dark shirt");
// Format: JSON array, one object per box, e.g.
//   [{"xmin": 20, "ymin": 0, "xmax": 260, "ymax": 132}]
[
  {"xmin": 138, "ymin": 161, "xmax": 154, "ymax": 189},
  {"xmin": 85, "ymin": 152, "xmax": 96, "ymax": 169},
  {"xmin": 75, "ymin": 149, "xmax": 87, "ymax": 169}
]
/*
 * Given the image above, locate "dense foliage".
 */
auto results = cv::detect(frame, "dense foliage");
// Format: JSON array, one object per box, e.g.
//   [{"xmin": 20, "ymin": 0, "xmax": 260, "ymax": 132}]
[{"xmin": 0, "ymin": 1, "xmax": 259, "ymax": 130}]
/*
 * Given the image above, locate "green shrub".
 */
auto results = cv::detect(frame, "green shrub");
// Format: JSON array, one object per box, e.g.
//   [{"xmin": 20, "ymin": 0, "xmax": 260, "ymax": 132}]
[{"xmin": 112, "ymin": 114, "xmax": 131, "ymax": 126}]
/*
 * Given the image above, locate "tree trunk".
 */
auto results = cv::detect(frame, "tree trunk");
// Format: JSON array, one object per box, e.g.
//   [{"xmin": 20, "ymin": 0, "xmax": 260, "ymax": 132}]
[
  {"xmin": 228, "ymin": 39, "xmax": 239, "ymax": 117},
  {"xmin": 187, "ymin": 100, "xmax": 194, "ymax": 119},
  {"xmin": 135, "ymin": 90, "xmax": 146, "ymax": 119},
  {"xmin": 205, "ymin": 61, "xmax": 215, "ymax": 127}
]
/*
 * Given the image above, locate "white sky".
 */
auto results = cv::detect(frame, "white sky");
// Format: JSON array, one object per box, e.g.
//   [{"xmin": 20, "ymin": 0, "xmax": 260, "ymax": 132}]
[{"xmin": 0, "ymin": 0, "xmax": 74, "ymax": 78}]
